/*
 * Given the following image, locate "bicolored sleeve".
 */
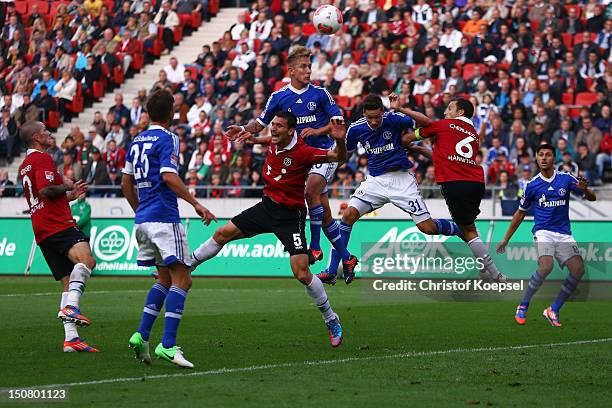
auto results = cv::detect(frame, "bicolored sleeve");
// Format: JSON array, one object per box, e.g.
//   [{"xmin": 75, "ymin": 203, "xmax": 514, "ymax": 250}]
[
  {"xmin": 303, "ymin": 145, "xmax": 331, "ymax": 165},
  {"xmin": 160, "ymin": 134, "xmax": 179, "ymax": 174},
  {"xmin": 321, "ymin": 88, "xmax": 343, "ymax": 120},
  {"xmin": 392, "ymin": 111, "xmax": 415, "ymax": 131},
  {"xmin": 257, "ymin": 91, "xmax": 279, "ymax": 127},
  {"xmin": 34, "ymin": 155, "xmax": 60, "ymax": 188},
  {"xmin": 518, "ymin": 182, "xmax": 532, "ymax": 211},
  {"xmin": 346, "ymin": 126, "xmax": 358, "ymax": 153},
  {"xmin": 567, "ymin": 173, "xmax": 583, "ymax": 194},
  {"xmin": 122, "ymin": 142, "xmax": 134, "ymax": 175}
]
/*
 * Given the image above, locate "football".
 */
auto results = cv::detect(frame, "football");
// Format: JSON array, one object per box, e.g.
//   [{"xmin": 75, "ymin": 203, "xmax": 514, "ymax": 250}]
[{"xmin": 312, "ymin": 5, "xmax": 343, "ymax": 35}]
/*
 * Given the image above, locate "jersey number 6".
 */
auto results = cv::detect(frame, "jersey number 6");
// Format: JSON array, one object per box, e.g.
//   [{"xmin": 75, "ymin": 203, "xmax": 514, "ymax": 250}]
[{"xmin": 455, "ymin": 136, "xmax": 474, "ymax": 159}]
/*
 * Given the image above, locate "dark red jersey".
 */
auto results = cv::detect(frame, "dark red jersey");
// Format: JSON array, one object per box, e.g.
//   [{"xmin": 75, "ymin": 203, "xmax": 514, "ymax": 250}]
[
  {"xmin": 263, "ymin": 134, "xmax": 329, "ymax": 208},
  {"xmin": 416, "ymin": 117, "xmax": 485, "ymax": 183},
  {"xmin": 19, "ymin": 150, "xmax": 76, "ymax": 243}
]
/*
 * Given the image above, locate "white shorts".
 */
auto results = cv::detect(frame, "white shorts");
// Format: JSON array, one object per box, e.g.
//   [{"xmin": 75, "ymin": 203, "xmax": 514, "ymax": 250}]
[
  {"xmin": 135, "ymin": 222, "xmax": 192, "ymax": 267},
  {"xmin": 348, "ymin": 171, "xmax": 431, "ymax": 224},
  {"xmin": 534, "ymin": 230, "xmax": 581, "ymax": 267},
  {"xmin": 309, "ymin": 161, "xmax": 338, "ymax": 194}
]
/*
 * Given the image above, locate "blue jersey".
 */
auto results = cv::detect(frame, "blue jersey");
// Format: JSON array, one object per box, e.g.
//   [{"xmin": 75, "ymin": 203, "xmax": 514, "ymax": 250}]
[
  {"xmin": 346, "ymin": 111, "xmax": 415, "ymax": 177},
  {"xmin": 518, "ymin": 171, "xmax": 583, "ymax": 235},
  {"xmin": 257, "ymin": 84, "xmax": 343, "ymax": 149},
  {"xmin": 123, "ymin": 125, "xmax": 180, "ymax": 224}
]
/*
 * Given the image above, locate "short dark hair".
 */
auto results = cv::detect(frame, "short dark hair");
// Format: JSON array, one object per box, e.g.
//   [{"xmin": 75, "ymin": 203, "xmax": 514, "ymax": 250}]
[
  {"xmin": 146, "ymin": 88, "xmax": 174, "ymax": 123},
  {"xmin": 274, "ymin": 111, "xmax": 297, "ymax": 130},
  {"xmin": 363, "ymin": 94, "xmax": 384, "ymax": 112},
  {"xmin": 536, "ymin": 143, "xmax": 555, "ymax": 156},
  {"xmin": 20, "ymin": 121, "xmax": 44, "ymax": 147},
  {"xmin": 453, "ymin": 98, "xmax": 474, "ymax": 118}
]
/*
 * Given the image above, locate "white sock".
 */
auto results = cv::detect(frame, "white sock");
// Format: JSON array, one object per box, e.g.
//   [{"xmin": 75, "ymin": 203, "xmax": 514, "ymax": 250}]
[
  {"xmin": 305, "ymin": 275, "xmax": 335, "ymax": 322},
  {"xmin": 191, "ymin": 238, "xmax": 223, "ymax": 266},
  {"xmin": 60, "ymin": 292, "xmax": 78, "ymax": 341},
  {"xmin": 66, "ymin": 263, "xmax": 91, "ymax": 307},
  {"xmin": 467, "ymin": 237, "xmax": 502, "ymax": 276}
]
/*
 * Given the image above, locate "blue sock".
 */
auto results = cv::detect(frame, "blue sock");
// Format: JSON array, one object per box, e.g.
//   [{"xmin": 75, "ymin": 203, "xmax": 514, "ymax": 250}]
[
  {"xmin": 520, "ymin": 271, "xmax": 545, "ymax": 308},
  {"xmin": 323, "ymin": 221, "xmax": 351, "ymax": 261},
  {"xmin": 326, "ymin": 222, "xmax": 353, "ymax": 274},
  {"xmin": 309, "ymin": 205, "xmax": 324, "ymax": 251},
  {"xmin": 434, "ymin": 219, "xmax": 464, "ymax": 239},
  {"xmin": 162, "ymin": 286, "xmax": 188, "ymax": 348},
  {"xmin": 137, "ymin": 283, "xmax": 168, "ymax": 341},
  {"xmin": 552, "ymin": 275, "xmax": 579, "ymax": 313}
]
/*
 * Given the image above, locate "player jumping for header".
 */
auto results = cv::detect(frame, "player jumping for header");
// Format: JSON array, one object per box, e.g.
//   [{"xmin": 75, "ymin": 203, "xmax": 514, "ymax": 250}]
[
  {"xmin": 402, "ymin": 97, "xmax": 507, "ymax": 282},
  {"xmin": 19, "ymin": 121, "xmax": 98, "ymax": 353},
  {"xmin": 191, "ymin": 112, "xmax": 347, "ymax": 347},
  {"xmin": 318, "ymin": 94, "xmax": 465, "ymax": 284},
  {"xmin": 496, "ymin": 143, "xmax": 596, "ymax": 327},
  {"xmin": 226, "ymin": 45, "xmax": 358, "ymax": 283},
  {"xmin": 122, "ymin": 89, "xmax": 216, "ymax": 368}
]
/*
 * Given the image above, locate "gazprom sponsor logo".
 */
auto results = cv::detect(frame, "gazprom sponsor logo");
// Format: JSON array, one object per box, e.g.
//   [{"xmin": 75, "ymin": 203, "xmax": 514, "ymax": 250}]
[{"xmin": 296, "ymin": 115, "xmax": 317, "ymax": 125}]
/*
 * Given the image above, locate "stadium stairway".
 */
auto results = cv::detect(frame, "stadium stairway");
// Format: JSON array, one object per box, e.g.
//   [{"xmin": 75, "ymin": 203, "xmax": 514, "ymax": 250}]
[{"xmin": 6, "ymin": 7, "xmax": 243, "ymax": 182}]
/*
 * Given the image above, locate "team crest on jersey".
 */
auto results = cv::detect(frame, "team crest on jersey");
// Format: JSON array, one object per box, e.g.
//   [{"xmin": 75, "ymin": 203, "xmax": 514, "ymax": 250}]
[
  {"xmin": 308, "ymin": 101, "xmax": 317, "ymax": 111},
  {"xmin": 383, "ymin": 131, "xmax": 392, "ymax": 140},
  {"xmin": 45, "ymin": 171, "xmax": 54, "ymax": 182},
  {"xmin": 284, "ymin": 157, "xmax": 292, "ymax": 166},
  {"xmin": 559, "ymin": 188, "xmax": 566, "ymax": 196}
]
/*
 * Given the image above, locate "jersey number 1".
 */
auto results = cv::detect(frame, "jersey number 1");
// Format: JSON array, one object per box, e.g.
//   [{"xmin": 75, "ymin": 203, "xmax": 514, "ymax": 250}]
[{"xmin": 131, "ymin": 143, "xmax": 152, "ymax": 180}]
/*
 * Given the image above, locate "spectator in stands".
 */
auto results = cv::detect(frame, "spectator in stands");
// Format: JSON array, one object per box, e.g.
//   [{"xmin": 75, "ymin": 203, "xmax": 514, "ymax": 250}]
[
  {"xmin": 33, "ymin": 85, "xmax": 57, "ymax": 122},
  {"xmin": 576, "ymin": 116, "xmax": 603, "ymax": 155},
  {"xmin": 412, "ymin": 0, "xmax": 433, "ymax": 25},
  {"xmin": 363, "ymin": 65, "xmax": 390, "ymax": 95},
  {"xmin": 164, "ymin": 57, "xmax": 186, "ymax": 84},
  {"xmin": 87, "ymin": 126, "xmax": 105, "ymax": 152},
  {"xmin": 59, "ymin": 150, "xmax": 83, "ymax": 180},
  {"xmin": 106, "ymin": 123, "xmax": 127, "ymax": 150},
  {"xmin": 154, "ymin": 1, "xmax": 180, "ymax": 53},
  {"xmin": 93, "ymin": 28, "xmax": 118, "ymax": 56},
  {"xmin": 230, "ymin": 12, "xmax": 248, "ymax": 41},
  {"xmin": 2, "ymin": 14, "xmax": 25, "ymax": 43},
  {"xmin": 54, "ymin": 70, "xmax": 77, "ymax": 122},
  {"xmin": 0, "ymin": 170, "xmax": 15, "ymax": 197},
  {"xmin": 83, "ymin": 148, "xmax": 110, "ymax": 196},
  {"xmin": 338, "ymin": 66, "xmax": 363, "ymax": 98},
  {"xmin": 113, "ymin": 1, "xmax": 133, "ymax": 29},
  {"xmin": 249, "ymin": 11, "xmax": 272, "ymax": 41},
  {"xmin": 116, "ymin": 30, "xmax": 138, "ymax": 74},
  {"xmin": 84, "ymin": 0, "xmax": 104, "ymax": 17},
  {"xmin": 46, "ymin": 136, "xmax": 63, "ymax": 168},
  {"xmin": 104, "ymin": 139, "xmax": 126, "ymax": 172},
  {"xmin": 232, "ymin": 42, "xmax": 256, "ymax": 71},
  {"xmin": 311, "ymin": 52, "xmax": 332, "ymax": 82},
  {"xmin": 108, "ymin": 93, "xmax": 131, "ymax": 128},
  {"xmin": 138, "ymin": 12, "xmax": 158, "ymax": 61}
]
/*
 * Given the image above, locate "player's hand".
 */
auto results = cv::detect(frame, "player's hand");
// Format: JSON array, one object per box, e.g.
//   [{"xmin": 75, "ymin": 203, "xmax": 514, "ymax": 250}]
[
  {"xmin": 235, "ymin": 130, "xmax": 255, "ymax": 144},
  {"xmin": 574, "ymin": 176, "xmax": 588, "ymax": 191},
  {"xmin": 496, "ymin": 240, "xmax": 508, "ymax": 254},
  {"xmin": 225, "ymin": 125, "xmax": 242, "ymax": 140},
  {"xmin": 329, "ymin": 118, "xmax": 346, "ymax": 141},
  {"xmin": 63, "ymin": 176, "xmax": 75, "ymax": 189},
  {"xmin": 300, "ymin": 128, "xmax": 320, "ymax": 138},
  {"xmin": 389, "ymin": 92, "xmax": 400, "ymax": 110},
  {"xmin": 72, "ymin": 180, "xmax": 88, "ymax": 196},
  {"xmin": 195, "ymin": 203, "xmax": 217, "ymax": 226}
]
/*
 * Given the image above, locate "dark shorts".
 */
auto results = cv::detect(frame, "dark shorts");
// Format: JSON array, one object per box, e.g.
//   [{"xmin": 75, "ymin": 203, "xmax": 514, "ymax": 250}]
[
  {"xmin": 231, "ymin": 196, "xmax": 308, "ymax": 256},
  {"xmin": 439, "ymin": 181, "xmax": 485, "ymax": 226},
  {"xmin": 39, "ymin": 227, "xmax": 89, "ymax": 281}
]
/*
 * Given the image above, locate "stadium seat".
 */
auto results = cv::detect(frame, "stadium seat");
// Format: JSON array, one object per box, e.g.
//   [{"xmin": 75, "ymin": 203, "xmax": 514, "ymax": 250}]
[
  {"xmin": 173, "ymin": 26, "xmax": 183, "ymax": 44},
  {"xmin": 413, "ymin": 94, "xmax": 423, "ymax": 106},
  {"xmin": 15, "ymin": 2, "xmax": 27, "ymax": 15},
  {"xmin": 430, "ymin": 79, "xmax": 441, "ymax": 93},
  {"xmin": 93, "ymin": 80, "xmax": 106, "ymax": 99},
  {"xmin": 569, "ymin": 108, "xmax": 582, "ymax": 118},
  {"xmin": 561, "ymin": 33, "xmax": 573, "ymax": 49},
  {"xmin": 335, "ymin": 96, "xmax": 351, "ymax": 110},
  {"xmin": 462, "ymin": 63, "xmax": 486, "ymax": 80},
  {"xmin": 530, "ymin": 20, "xmax": 539, "ymax": 32},
  {"xmin": 186, "ymin": 66, "xmax": 199, "ymax": 79},
  {"xmin": 46, "ymin": 110, "xmax": 61, "ymax": 130},
  {"xmin": 575, "ymin": 92, "xmax": 597, "ymax": 106},
  {"xmin": 302, "ymin": 24, "xmax": 316, "ymax": 36},
  {"xmin": 562, "ymin": 92, "xmax": 574, "ymax": 105},
  {"xmin": 113, "ymin": 66, "xmax": 124, "ymax": 86},
  {"xmin": 564, "ymin": 4, "xmax": 581, "ymax": 18}
]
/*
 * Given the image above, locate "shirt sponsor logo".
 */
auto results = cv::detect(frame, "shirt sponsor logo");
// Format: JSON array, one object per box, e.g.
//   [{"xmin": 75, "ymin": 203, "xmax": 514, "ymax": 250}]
[
  {"xmin": 20, "ymin": 165, "xmax": 31, "ymax": 175},
  {"xmin": 446, "ymin": 154, "xmax": 477, "ymax": 166},
  {"xmin": 364, "ymin": 142, "xmax": 395, "ymax": 155},
  {"xmin": 45, "ymin": 171, "xmax": 54, "ymax": 182},
  {"xmin": 296, "ymin": 115, "xmax": 317, "ymax": 125},
  {"xmin": 449, "ymin": 123, "xmax": 477, "ymax": 139},
  {"xmin": 538, "ymin": 193, "xmax": 566, "ymax": 208}
]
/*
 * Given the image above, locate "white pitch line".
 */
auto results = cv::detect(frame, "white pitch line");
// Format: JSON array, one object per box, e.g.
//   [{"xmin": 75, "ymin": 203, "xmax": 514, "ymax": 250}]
[
  {"xmin": 0, "ymin": 288, "xmax": 297, "ymax": 298},
  {"xmin": 15, "ymin": 337, "xmax": 612, "ymax": 390}
]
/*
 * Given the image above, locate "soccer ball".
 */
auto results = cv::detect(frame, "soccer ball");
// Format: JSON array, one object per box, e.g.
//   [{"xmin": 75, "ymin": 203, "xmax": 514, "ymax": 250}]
[{"xmin": 312, "ymin": 5, "xmax": 343, "ymax": 35}]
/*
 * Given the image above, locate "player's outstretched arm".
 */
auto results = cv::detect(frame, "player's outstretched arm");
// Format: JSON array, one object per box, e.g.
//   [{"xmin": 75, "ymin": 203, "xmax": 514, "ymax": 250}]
[
  {"xmin": 226, "ymin": 120, "xmax": 265, "ymax": 141},
  {"xmin": 575, "ymin": 176, "xmax": 597, "ymax": 201},
  {"xmin": 325, "ymin": 118, "xmax": 347, "ymax": 163},
  {"xmin": 121, "ymin": 173, "xmax": 139, "ymax": 212},
  {"xmin": 496, "ymin": 210, "xmax": 527, "ymax": 254},
  {"xmin": 301, "ymin": 123, "xmax": 331, "ymax": 138},
  {"xmin": 403, "ymin": 140, "xmax": 433, "ymax": 159},
  {"xmin": 389, "ymin": 93, "xmax": 432, "ymax": 127},
  {"xmin": 162, "ymin": 172, "xmax": 217, "ymax": 225}
]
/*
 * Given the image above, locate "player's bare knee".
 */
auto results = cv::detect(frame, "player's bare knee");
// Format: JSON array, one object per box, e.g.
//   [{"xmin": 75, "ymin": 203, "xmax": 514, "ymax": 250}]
[
  {"xmin": 304, "ymin": 189, "xmax": 319, "ymax": 207},
  {"xmin": 293, "ymin": 267, "xmax": 310, "ymax": 285},
  {"xmin": 342, "ymin": 207, "xmax": 360, "ymax": 225},
  {"xmin": 213, "ymin": 227, "xmax": 232, "ymax": 245}
]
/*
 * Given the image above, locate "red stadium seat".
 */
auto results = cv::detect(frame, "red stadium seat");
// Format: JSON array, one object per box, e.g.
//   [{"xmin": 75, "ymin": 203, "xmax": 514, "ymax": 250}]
[
  {"xmin": 575, "ymin": 92, "xmax": 597, "ymax": 106},
  {"xmin": 412, "ymin": 94, "xmax": 423, "ymax": 106},
  {"xmin": 334, "ymin": 96, "xmax": 351, "ymax": 110},
  {"xmin": 564, "ymin": 5, "xmax": 581, "ymax": 18},
  {"xmin": 561, "ymin": 33, "xmax": 573, "ymax": 49},
  {"xmin": 530, "ymin": 20, "xmax": 539, "ymax": 32},
  {"xmin": 46, "ymin": 110, "xmax": 61, "ymax": 130},
  {"xmin": 462, "ymin": 63, "xmax": 486, "ymax": 80},
  {"xmin": 186, "ymin": 66, "xmax": 199, "ymax": 79},
  {"xmin": 430, "ymin": 79, "xmax": 441, "ymax": 93},
  {"xmin": 15, "ymin": 2, "xmax": 28, "ymax": 15},
  {"xmin": 93, "ymin": 80, "xmax": 105, "ymax": 99},
  {"xmin": 568, "ymin": 108, "xmax": 582, "ymax": 118},
  {"xmin": 562, "ymin": 92, "xmax": 574, "ymax": 105},
  {"xmin": 302, "ymin": 24, "xmax": 316, "ymax": 36},
  {"xmin": 173, "ymin": 26, "xmax": 183, "ymax": 44},
  {"xmin": 67, "ymin": 95, "xmax": 84, "ymax": 114}
]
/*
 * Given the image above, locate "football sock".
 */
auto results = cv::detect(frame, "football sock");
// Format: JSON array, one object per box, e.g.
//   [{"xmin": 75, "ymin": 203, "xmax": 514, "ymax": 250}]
[
  {"xmin": 305, "ymin": 275, "xmax": 335, "ymax": 322},
  {"xmin": 137, "ymin": 283, "xmax": 169, "ymax": 341},
  {"xmin": 551, "ymin": 274, "xmax": 579, "ymax": 313},
  {"xmin": 66, "ymin": 263, "xmax": 91, "ymax": 307},
  {"xmin": 60, "ymin": 292, "xmax": 78, "ymax": 341},
  {"xmin": 323, "ymin": 221, "xmax": 351, "ymax": 261},
  {"xmin": 162, "ymin": 286, "xmax": 188, "ymax": 348},
  {"xmin": 309, "ymin": 204, "xmax": 324, "ymax": 251},
  {"xmin": 326, "ymin": 222, "xmax": 353, "ymax": 274},
  {"xmin": 520, "ymin": 271, "xmax": 545, "ymax": 308},
  {"xmin": 434, "ymin": 219, "xmax": 464, "ymax": 239},
  {"xmin": 467, "ymin": 237, "xmax": 502, "ymax": 277},
  {"xmin": 191, "ymin": 237, "xmax": 223, "ymax": 266}
]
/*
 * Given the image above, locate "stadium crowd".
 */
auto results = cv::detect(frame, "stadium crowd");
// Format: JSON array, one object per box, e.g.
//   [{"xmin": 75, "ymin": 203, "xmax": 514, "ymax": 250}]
[{"xmin": 0, "ymin": 0, "xmax": 611, "ymax": 201}]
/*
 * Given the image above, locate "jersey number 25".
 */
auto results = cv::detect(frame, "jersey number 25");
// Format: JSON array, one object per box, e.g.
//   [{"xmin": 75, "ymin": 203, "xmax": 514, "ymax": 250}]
[{"xmin": 131, "ymin": 143, "xmax": 152, "ymax": 180}]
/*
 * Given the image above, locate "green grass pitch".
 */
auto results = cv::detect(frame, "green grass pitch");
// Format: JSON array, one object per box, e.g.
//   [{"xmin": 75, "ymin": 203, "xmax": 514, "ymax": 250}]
[{"xmin": 1, "ymin": 277, "xmax": 611, "ymax": 407}]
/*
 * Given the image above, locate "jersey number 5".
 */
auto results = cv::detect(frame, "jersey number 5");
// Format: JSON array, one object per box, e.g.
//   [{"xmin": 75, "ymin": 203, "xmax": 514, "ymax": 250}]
[{"xmin": 131, "ymin": 143, "xmax": 152, "ymax": 180}]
